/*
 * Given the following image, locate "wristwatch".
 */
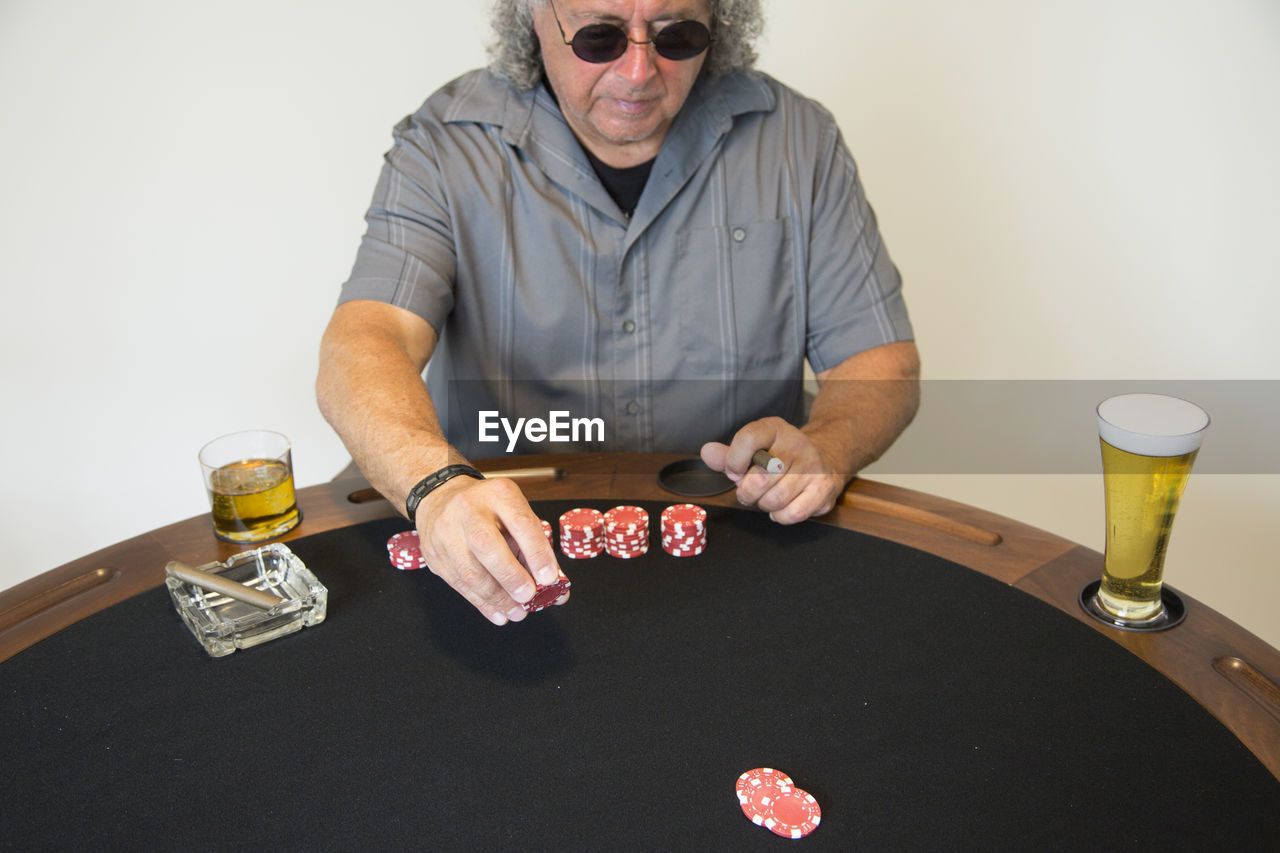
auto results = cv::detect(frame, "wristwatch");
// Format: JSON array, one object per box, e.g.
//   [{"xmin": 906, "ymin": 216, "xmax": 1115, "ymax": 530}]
[{"xmin": 404, "ymin": 464, "xmax": 485, "ymax": 524}]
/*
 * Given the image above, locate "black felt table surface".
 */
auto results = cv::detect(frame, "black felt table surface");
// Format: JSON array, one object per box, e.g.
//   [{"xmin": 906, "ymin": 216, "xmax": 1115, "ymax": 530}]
[{"xmin": 2, "ymin": 500, "xmax": 1278, "ymax": 851}]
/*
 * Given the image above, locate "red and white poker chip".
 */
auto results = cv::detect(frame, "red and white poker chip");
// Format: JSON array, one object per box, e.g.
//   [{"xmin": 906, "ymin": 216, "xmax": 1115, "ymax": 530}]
[
  {"xmin": 604, "ymin": 505, "xmax": 648, "ymax": 533},
  {"xmin": 605, "ymin": 543, "xmax": 649, "ymax": 559},
  {"xmin": 737, "ymin": 768, "xmax": 821, "ymax": 839},
  {"xmin": 736, "ymin": 767, "xmax": 794, "ymax": 804},
  {"xmin": 559, "ymin": 508, "xmax": 606, "ymax": 558},
  {"xmin": 661, "ymin": 506, "xmax": 706, "ymax": 530},
  {"xmin": 523, "ymin": 574, "xmax": 571, "ymax": 613},
  {"xmin": 560, "ymin": 534, "xmax": 605, "ymax": 547},
  {"xmin": 561, "ymin": 547, "xmax": 603, "ymax": 560},
  {"xmin": 549, "ymin": 505, "xmax": 714, "ymax": 559},
  {"xmin": 659, "ymin": 504, "xmax": 707, "ymax": 557},
  {"xmin": 387, "ymin": 530, "xmax": 426, "ymax": 571},
  {"xmin": 540, "ymin": 518, "xmax": 553, "ymax": 542},
  {"xmin": 560, "ymin": 508, "xmax": 604, "ymax": 534},
  {"xmin": 661, "ymin": 503, "xmax": 706, "ymax": 530},
  {"xmin": 762, "ymin": 787, "xmax": 822, "ymax": 839},
  {"xmin": 602, "ymin": 505, "xmax": 650, "ymax": 558},
  {"xmin": 604, "ymin": 533, "xmax": 648, "ymax": 545}
]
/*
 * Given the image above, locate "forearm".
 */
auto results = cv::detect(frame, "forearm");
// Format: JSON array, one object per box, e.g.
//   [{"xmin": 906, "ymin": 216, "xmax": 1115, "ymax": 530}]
[
  {"xmin": 803, "ymin": 341, "xmax": 921, "ymax": 483},
  {"xmin": 316, "ymin": 305, "xmax": 461, "ymax": 511}
]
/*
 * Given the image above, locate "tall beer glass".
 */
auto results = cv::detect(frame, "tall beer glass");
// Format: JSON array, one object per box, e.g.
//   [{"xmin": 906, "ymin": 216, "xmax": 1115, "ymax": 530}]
[{"xmin": 1087, "ymin": 394, "xmax": 1209, "ymax": 628}]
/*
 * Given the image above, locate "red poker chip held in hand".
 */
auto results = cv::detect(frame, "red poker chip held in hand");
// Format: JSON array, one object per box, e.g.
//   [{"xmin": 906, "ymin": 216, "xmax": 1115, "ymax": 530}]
[
  {"xmin": 386, "ymin": 529, "xmax": 570, "ymax": 614},
  {"xmin": 523, "ymin": 574, "xmax": 571, "ymax": 613}
]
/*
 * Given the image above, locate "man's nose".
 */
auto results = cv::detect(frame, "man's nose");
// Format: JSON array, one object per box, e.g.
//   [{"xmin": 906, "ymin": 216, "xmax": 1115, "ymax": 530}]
[{"xmin": 614, "ymin": 33, "xmax": 658, "ymax": 85}]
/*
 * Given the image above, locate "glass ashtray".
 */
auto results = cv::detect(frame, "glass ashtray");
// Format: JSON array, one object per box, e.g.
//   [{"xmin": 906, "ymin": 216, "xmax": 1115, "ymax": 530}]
[{"xmin": 166, "ymin": 543, "xmax": 327, "ymax": 657}]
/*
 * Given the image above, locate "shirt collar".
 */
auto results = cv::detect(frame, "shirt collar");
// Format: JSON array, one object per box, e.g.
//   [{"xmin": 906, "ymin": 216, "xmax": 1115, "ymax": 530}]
[
  {"xmin": 442, "ymin": 68, "xmax": 776, "ymax": 227},
  {"xmin": 442, "ymin": 68, "xmax": 777, "ymax": 149}
]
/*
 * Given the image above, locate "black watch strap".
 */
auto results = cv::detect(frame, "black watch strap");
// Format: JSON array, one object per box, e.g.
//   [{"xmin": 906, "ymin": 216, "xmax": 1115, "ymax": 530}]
[{"xmin": 405, "ymin": 464, "xmax": 485, "ymax": 524}]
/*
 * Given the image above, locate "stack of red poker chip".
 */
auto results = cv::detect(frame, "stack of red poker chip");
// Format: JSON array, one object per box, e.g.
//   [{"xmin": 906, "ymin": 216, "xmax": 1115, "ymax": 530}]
[
  {"xmin": 602, "ymin": 505, "xmax": 649, "ymax": 558},
  {"xmin": 540, "ymin": 518, "xmax": 553, "ymax": 542},
  {"xmin": 660, "ymin": 503, "xmax": 707, "ymax": 557},
  {"xmin": 736, "ymin": 767, "xmax": 822, "ymax": 839},
  {"xmin": 386, "ymin": 530, "xmax": 426, "ymax": 571},
  {"xmin": 559, "ymin": 508, "xmax": 605, "ymax": 559}
]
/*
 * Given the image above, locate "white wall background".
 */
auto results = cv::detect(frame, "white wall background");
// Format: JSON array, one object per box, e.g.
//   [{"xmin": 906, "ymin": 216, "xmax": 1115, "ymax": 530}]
[{"xmin": 2, "ymin": 1, "xmax": 1277, "ymax": 648}]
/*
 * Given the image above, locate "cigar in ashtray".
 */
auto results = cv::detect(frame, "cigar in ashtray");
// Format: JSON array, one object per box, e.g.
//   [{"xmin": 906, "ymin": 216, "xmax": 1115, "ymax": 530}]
[{"xmin": 165, "ymin": 560, "xmax": 287, "ymax": 611}]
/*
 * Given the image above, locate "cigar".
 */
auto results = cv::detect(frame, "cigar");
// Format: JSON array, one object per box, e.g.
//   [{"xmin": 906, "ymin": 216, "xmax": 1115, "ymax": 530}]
[
  {"xmin": 165, "ymin": 561, "xmax": 287, "ymax": 611},
  {"xmin": 751, "ymin": 449, "xmax": 786, "ymax": 475}
]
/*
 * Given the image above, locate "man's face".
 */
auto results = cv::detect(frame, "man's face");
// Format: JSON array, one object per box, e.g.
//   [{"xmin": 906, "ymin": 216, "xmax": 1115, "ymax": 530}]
[{"xmin": 533, "ymin": 0, "xmax": 712, "ymax": 167}]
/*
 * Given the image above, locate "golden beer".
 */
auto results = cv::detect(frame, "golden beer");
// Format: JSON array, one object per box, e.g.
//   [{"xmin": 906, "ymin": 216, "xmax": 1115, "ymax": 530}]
[
  {"xmin": 199, "ymin": 430, "xmax": 301, "ymax": 543},
  {"xmin": 208, "ymin": 458, "xmax": 300, "ymax": 543},
  {"xmin": 1098, "ymin": 441, "xmax": 1197, "ymax": 620},
  {"xmin": 1094, "ymin": 394, "xmax": 1208, "ymax": 624}
]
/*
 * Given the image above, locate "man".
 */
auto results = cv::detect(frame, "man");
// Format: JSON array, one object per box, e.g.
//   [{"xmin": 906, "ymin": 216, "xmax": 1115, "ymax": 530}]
[{"xmin": 316, "ymin": 0, "xmax": 920, "ymax": 626}]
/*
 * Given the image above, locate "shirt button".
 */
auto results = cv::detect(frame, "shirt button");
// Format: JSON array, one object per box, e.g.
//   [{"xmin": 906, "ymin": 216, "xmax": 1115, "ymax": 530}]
[
  {"xmin": 732, "ymin": 227, "xmax": 747, "ymax": 242},
  {"xmin": 622, "ymin": 320, "xmax": 636, "ymax": 334},
  {"xmin": 626, "ymin": 401, "xmax": 640, "ymax": 415}
]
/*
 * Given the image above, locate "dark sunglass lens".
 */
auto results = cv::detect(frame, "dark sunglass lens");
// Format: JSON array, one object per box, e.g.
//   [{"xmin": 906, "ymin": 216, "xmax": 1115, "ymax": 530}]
[
  {"xmin": 652, "ymin": 20, "xmax": 711, "ymax": 60},
  {"xmin": 572, "ymin": 24, "xmax": 629, "ymax": 63}
]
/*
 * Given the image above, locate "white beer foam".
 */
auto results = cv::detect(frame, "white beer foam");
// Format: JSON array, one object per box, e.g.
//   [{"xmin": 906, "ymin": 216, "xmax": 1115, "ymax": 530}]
[{"xmin": 1096, "ymin": 393, "xmax": 1209, "ymax": 457}]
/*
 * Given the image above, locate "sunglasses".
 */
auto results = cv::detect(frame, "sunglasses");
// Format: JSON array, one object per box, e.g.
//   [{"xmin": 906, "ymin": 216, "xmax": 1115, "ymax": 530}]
[{"xmin": 547, "ymin": 0, "xmax": 713, "ymax": 64}]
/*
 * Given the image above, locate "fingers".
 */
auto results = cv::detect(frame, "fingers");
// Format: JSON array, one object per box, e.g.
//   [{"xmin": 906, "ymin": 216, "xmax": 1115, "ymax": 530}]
[
  {"xmin": 763, "ymin": 475, "xmax": 841, "ymax": 525},
  {"xmin": 718, "ymin": 418, "xmax": 843, "ymax": 524},
  {"xmin": 720, "ymin": 418, "xmax": 788, "ymax": 479},
  {"xmin": 700, "ymin": 441, "xmax": 744, "ymax": 484},
  {"xmin": 415, "ymin": 476, "xmax": 566, "ymax": 626}
]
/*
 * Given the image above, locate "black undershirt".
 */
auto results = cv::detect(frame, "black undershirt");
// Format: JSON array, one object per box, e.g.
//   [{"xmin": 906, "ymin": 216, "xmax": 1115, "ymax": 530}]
[
  {"xmin": 542, "ymin": 76, "xmax": 654, "ymax": 216},
  {"xmin": 582, "ymin": 148, "xmax": 654, "ymax": 217}
]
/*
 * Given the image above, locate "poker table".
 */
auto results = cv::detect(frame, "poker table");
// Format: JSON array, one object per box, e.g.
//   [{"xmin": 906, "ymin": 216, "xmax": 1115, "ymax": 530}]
[{"xmin": 3, "ymin": 452, "xmax": 1279, "ymax": 849}]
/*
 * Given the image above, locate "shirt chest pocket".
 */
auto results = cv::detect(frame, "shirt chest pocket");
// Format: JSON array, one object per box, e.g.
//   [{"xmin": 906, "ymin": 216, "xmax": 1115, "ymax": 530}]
[{"xmin": 672, "ymin": 217, "xmax": 798, "ymax": 375}]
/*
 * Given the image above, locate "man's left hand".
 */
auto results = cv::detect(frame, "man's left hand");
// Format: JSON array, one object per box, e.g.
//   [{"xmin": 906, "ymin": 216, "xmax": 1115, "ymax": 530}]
[{"xmin": 700, "ymin": 416, "xmax": 845, "ymax": 524}]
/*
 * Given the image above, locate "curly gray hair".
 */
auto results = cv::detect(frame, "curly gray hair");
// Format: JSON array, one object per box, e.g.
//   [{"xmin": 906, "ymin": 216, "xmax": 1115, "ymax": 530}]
[{"xmin": 488, "ymin": 0, "xmax": 765, "ymax": 91}]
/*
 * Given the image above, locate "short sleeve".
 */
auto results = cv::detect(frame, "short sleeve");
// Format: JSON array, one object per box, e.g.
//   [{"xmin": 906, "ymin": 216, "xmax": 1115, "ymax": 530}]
[
  {"xmin": 803, "ymin": 122, "xmax": 913, "ymax": 373},
  {"xmin": 337, "ymin": 113, "xmax": 457, "ymax": 334}
]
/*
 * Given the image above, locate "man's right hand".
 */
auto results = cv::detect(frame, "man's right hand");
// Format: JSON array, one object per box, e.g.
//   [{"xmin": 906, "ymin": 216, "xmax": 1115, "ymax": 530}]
[{"xmin": 413, "ymin": 475, "xmax": 567, "ymax": 625}]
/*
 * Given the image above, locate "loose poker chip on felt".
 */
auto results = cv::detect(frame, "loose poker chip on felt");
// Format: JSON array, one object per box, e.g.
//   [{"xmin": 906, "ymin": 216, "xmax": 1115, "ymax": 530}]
[
  {"xmin": 762, "ymin": 787, "xmax": 822, "ymax": 839},
  {"xmin": 741, "ymin": 783, "xmax": 788, "ymax": 826},
  {"xmin": 738, "ymin": 767, "xmax": 794, "ymax": 826},
  {"xmin": 386, "ymin": 531, "xmax": 426, "ymax": 570},
  {"xmin": 737, "ymin": 768, "xmax": 821, "ymax": 839},
  {"xmin": 736, "ymin": 768, "xmax": 794, "ymax": 805}
]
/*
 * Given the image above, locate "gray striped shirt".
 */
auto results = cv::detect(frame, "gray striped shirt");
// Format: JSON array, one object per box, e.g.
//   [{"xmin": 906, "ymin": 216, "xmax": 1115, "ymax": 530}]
[{"xmin": 338, "ymin": 69, "xmax": 913, "ymax": 458}]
